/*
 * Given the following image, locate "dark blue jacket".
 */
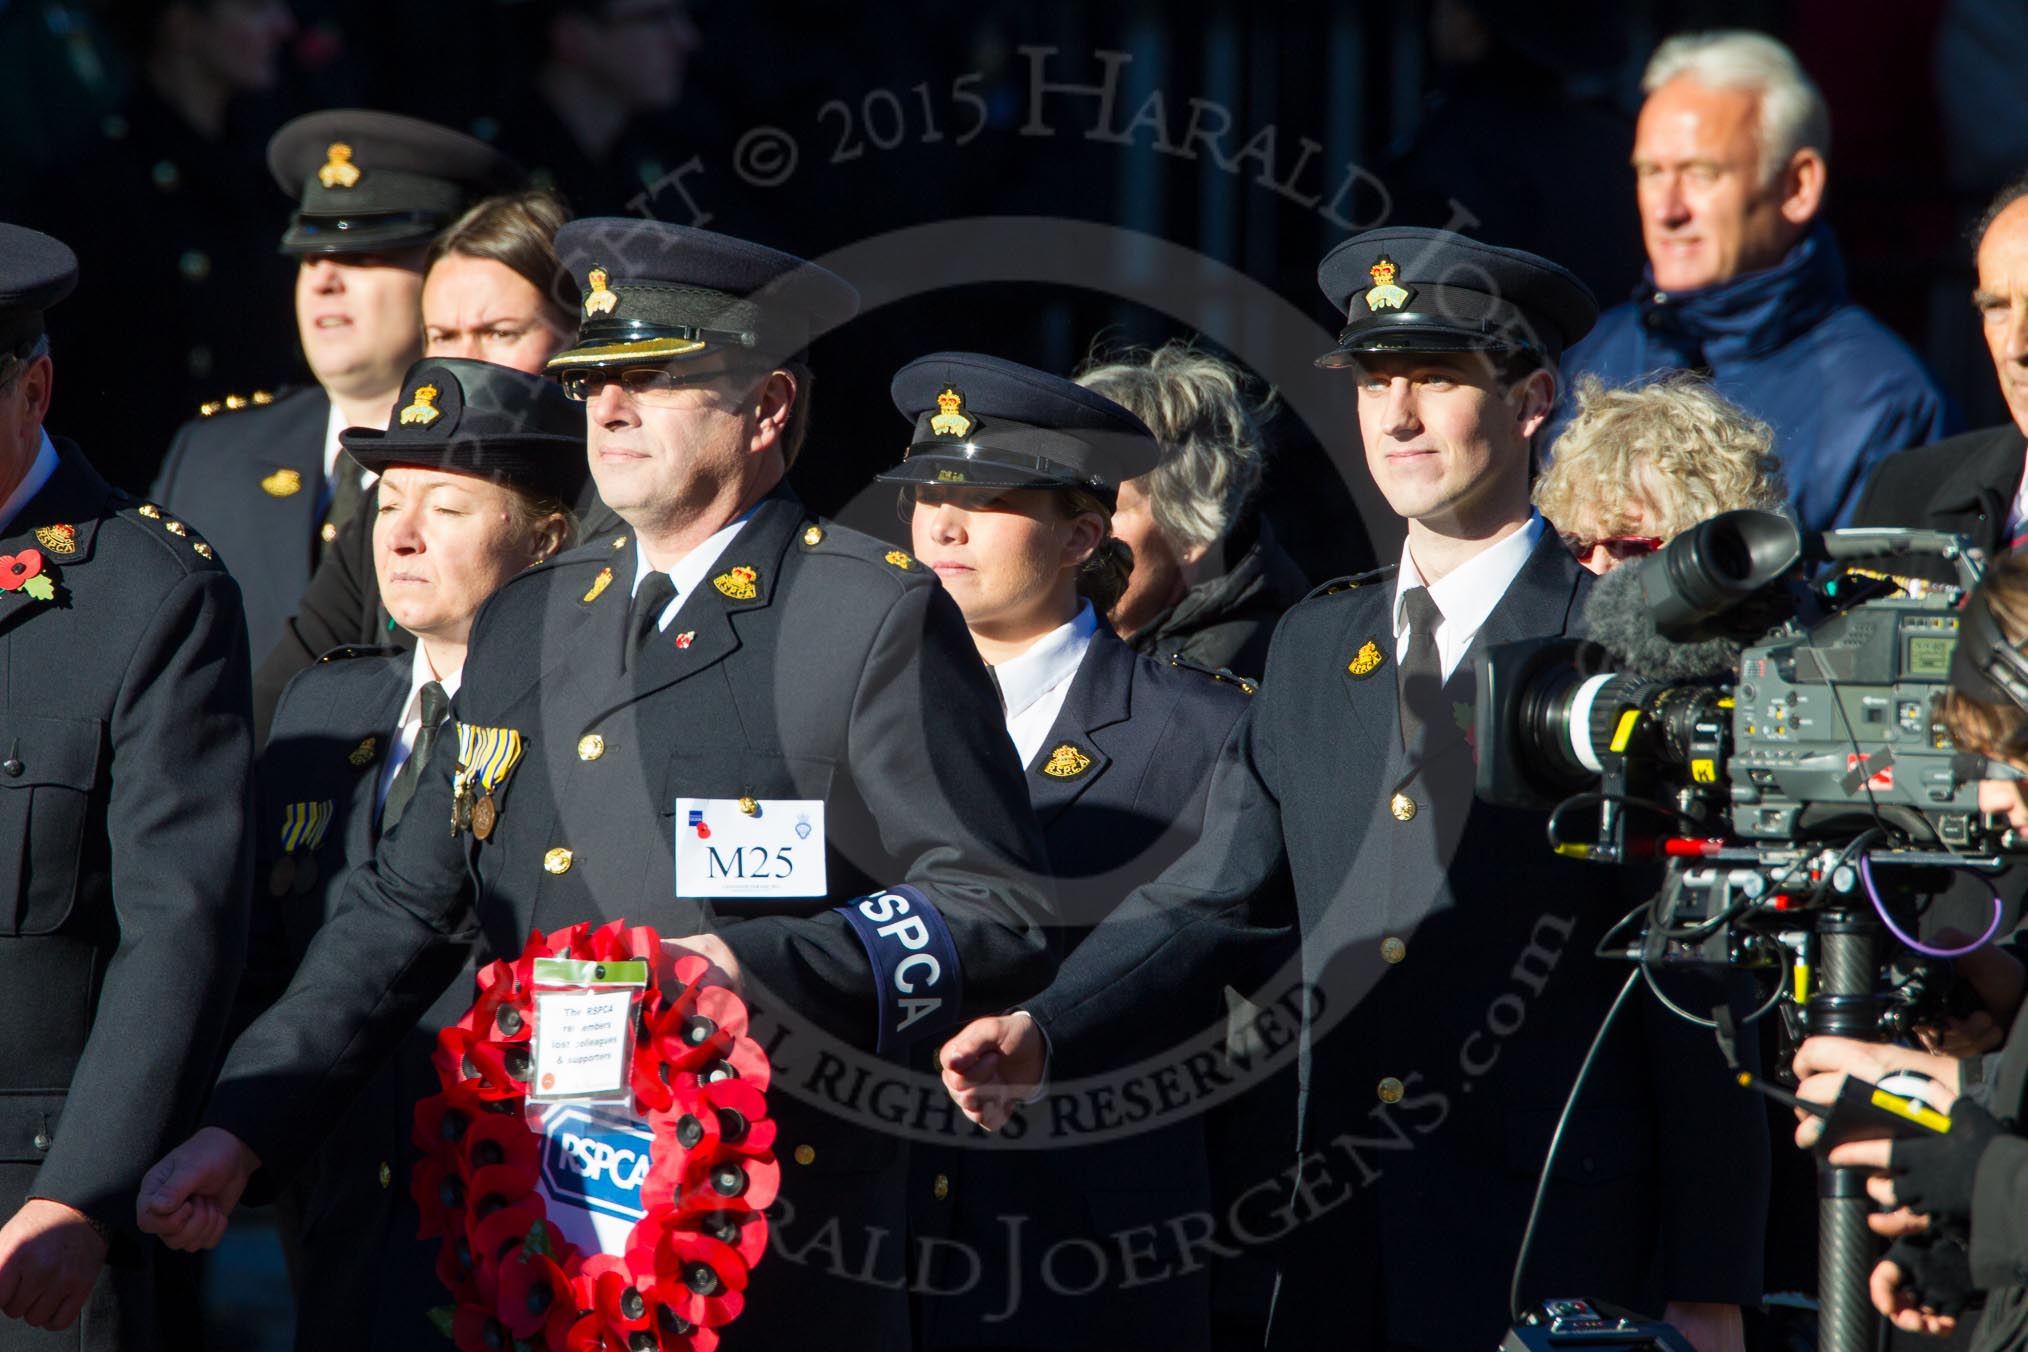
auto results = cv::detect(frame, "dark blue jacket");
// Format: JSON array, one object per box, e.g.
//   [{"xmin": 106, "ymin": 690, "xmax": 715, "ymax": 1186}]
[{"xmin": 1549, "ymin": 227, "xmax": 1955, "ymax": 533}]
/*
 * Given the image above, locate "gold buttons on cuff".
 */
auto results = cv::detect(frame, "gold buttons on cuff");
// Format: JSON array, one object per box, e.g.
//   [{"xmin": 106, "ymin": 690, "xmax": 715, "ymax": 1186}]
[
  {"xmin": 1380, "ymin": 936, "xmax": 1407, "ymax": 964},
  {"xmin": 320, "ymin": 522, "xmax": 339, "ymax": 543},
  {"xmin": 1377, "ymin": 1077, "xmax": 1405, "ymax": 1104},
  {"xmin": 378, "ymin": 1162, "xmax": 391, "ymax": 1189},
  {"xmin": 577, "ymin": 734, "xmax": 605, "ymax": 762},
  {"xmin": 793, "ymin": 1144, "xmax": 815, "ymax": 1166},
  {"xmin": 1389, "ymin": 792, "xmax": 1417, "ymax": 822},
  {"xmin": 738, "ymin": 796, "xmax": 759, "ymax": 816},
  {"xmin": 932, "ymin": 1173, "xmax": 950, "ymax": 1201},
  {"xmin": 543, "ymin": 847, "xmax": 574, "ymax": 875}
]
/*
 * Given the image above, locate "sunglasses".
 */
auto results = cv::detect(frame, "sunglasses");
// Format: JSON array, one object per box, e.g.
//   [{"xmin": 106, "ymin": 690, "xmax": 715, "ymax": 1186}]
[
  {"xmin": 558, "ymin": 363, "xmax": 760, "ymax": 403},
  {"xmin": 1561, "ymin": 533, "xmax": 1664, "ymax": 561}
]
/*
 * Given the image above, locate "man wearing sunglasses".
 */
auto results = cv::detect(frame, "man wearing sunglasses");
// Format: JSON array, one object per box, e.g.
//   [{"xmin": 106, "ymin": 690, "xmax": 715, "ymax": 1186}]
[{"xmin": 136, "ymin": 218, "xmax": 1057, "ymax": 1351}]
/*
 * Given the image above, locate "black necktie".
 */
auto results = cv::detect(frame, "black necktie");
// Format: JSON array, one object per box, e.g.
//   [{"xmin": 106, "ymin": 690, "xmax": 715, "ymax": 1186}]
[
  {"xmin": 629, "ymin": 572, "xmax": 677, "ymax": 667},
  {"xmin": 1397, "ymin": 585, "xmax": 1446, "ymax": 752},
  {"xmin": 985, "ymin": 665, "xmax": 1006, "ymax": 711},
  {"xmin": 381, "ymin": 680, "xmax": 449, "ymax": 831},
  {"xmin": 321, "ymin": 452, "xmax": 367, "ymax": 557}
]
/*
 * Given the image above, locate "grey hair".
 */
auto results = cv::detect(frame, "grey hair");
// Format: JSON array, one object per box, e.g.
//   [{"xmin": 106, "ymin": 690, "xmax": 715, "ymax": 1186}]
[
  {"xmin": 1643, "ymin": 30, "xmax": 1831, "ymax": 184},
  {"xmin": 1075, "ymin": 341, "xmax": 1275, "ymax": 552},
  {"xmin": 0, "ymin": 334, "xmax": 51, "ymax": 394}
]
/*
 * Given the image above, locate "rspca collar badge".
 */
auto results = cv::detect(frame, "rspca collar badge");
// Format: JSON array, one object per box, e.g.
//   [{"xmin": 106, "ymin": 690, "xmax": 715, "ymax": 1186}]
[
  {"xmin": 929, "ymin": 385, "xmax": 973, "ymax": 438},
  {"xmin": 260, "ymin": 468, "xmax": 303, "ymax": 498},
  {"xmin": 1347, "ymin": 639, "xmax": 1386, "ymax": 678},
  {"xmin": 713, "ymin": 566, "xmax": 759, "ymax": 601},
  {"xmin": 1364, "ymin": 255, "xmax": 1413, "ymax": 312},
  {"xmin": 1043, "ymin": 743, "xmax": 1093, "ymax": 778},
  {"xmin": 399, "ymin": 384, "xmax": 442, "ymax": 427},
  {"xmin": 584, "ymin": 267, "xmax": 618, "ymax": 317},
  {"xmin": 348, "ymin": 736, "xmax": 378, "ymax": 766},
  {"xmin": 583, "ymin": 567, "xmax": 613, "ymax": 603},
  {"xmin": 32, "ymin": 524, "xmax": 77, "ymax": 557}
]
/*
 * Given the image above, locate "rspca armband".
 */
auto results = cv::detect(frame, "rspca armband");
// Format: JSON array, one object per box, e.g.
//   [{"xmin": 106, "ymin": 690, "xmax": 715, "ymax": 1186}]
[{"xmin": 836, "ymin": 886, "xmax": 963, "ymax": 1053}]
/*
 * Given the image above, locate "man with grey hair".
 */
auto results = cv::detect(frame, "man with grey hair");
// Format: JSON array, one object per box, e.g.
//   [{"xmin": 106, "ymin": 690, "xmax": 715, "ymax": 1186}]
[
  {"xmin": 1552, "ymin": 28, "xmax": 1952, "ymax": 534},
  {"xmin": 1076, "ymin": 341, "xmax": 1308, "ymax": 676}
]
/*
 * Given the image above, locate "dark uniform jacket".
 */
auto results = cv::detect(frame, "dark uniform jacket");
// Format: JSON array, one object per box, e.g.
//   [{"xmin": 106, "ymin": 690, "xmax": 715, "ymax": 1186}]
[
  {"xmin": 151, "ymin": 386, "xmax": 330, "ymax": 663},
  {"xmin": 0, "ymin": 441, "xmax": 252, "ymax": 1351},
  {"xmin": 1027, "ymin": 531, "xmax": 1768, "ymax": 1349},
  {"xmin": 250, "ymin": 479, "xmax": 623, "ymax": 742},
  {"xmin": 242, "ymin": 648, "xmax": 455, "ymax": 1351},
  {"xmin": 204, "ymin": 488, "xmax": 1057, "ymax": 1349},
  {"xmin": 914, "ymin": 628, "xmax": 1248, "ymax": 1352}
]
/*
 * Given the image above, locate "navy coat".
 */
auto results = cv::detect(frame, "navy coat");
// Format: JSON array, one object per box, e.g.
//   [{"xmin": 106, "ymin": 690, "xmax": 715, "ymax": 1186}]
[
  {"xmin": 205, "ymin": 488, "xmax": 1057, "ymax": 1349},
  {"xmin": 1028, "ymin": 531, "xmax": 1769, "ymax": 1349},
  {"xmin": 151, "ymin": 386, "xmax": 329, "ymax": 662},
  {"xmin": 0, "ymin": 442, "xmax": 251, "ymax": 1351},
  {"xmin": 914, "ymin": 628, "xmax": 1248, "ymax": 1352}
]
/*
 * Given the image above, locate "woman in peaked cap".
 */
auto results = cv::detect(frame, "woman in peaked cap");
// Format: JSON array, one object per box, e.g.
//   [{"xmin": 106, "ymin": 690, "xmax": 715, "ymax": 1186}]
[
  {"xmin": 238, "ymin": 357, "xmax": 583, "ymax": 1350},
  {"xmin": 883, "ymin": 351, "xmax": 1252, "ymax": 1352}
]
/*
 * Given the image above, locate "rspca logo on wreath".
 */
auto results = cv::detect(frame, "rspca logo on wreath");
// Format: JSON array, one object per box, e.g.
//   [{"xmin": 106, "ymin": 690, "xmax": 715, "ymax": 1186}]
[{"xmin": 539, "ymin": 1104, "xmax": 653, "ymax": 1223}]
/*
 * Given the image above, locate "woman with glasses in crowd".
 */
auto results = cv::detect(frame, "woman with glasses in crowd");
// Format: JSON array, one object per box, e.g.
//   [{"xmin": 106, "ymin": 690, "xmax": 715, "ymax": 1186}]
[{"xmin": 1535, "ymin": 374, "xmax": 1787, "ymax": 573}]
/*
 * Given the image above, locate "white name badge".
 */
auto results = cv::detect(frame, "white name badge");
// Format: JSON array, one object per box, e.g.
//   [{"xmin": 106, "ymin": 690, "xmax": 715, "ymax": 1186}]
[
  {"xmin": 529, "ymin": 989, "xmax": 632, "ymax": 1100},
  {"xmin": 674, "ymin": 797, "xmax": 827, "ymax": 899}
]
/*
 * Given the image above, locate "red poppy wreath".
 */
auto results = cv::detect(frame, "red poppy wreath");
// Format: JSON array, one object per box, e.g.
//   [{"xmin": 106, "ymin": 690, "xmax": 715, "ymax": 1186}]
[{"xmin": 415, "ymin": 920, "xmax": 778, "ymax": 1352}]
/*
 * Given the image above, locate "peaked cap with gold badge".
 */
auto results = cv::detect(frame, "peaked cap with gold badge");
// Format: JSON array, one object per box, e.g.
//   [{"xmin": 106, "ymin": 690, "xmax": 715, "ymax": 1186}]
[
  {"xmin": 339, "ymin": 358, "xmax": 589, "ymax": 505},
  {"xmin": 267, "ymin": 109, "xmax": 527, "ymax": 256},
  {"xmin": 876, "ymin": 352, "xmax": 1160, "ymax": 507},
  {"xmin": 546, "ymin": 217, "xmax": 861, "ymax": 371},
  {"xmin": 1315, "ymin": 226, "xmax": 1597, "ymax": 368}
]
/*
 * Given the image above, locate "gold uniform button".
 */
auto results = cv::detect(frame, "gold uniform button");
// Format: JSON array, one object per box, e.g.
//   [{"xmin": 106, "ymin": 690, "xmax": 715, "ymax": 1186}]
[
  {"xmin": 1377, "ymin": 1077, "xmax": 1405, "ymax": 1104},
  {"xmin": 793, "ymin": 1144, "xmax": 816, "ymax": 1166},
  {"xmin": 932, "ymin": 1173, "xmax": 950, "ymax": 1201},
  {"xmin": 377, "ymin": 1162, "xmax": 391, "ymax": 1189},
  {"xmin": 1389, "ymin": 792, "xmax": 1417, "ymax": 822},
  {"xmin": 577, "ymin": 733, "xmax": 605, "ymax": 761},
  {"xmin": 738, "ymin": 795, "xmax": 759, "ymax": 816},
  {"xmin": 1380, "ymin": 936, "xmax": 1407, "ymax": 964},
  {"xmin": 320, "ymin": 522, "xmax": 339, "ymax": 543},
  {"xmin": 543, "ymin": 847, "xmax": 574, "ymax": 875},
  {"xmin": 803, "ymin": 524, "xmax": 824, "ymax": 547}
]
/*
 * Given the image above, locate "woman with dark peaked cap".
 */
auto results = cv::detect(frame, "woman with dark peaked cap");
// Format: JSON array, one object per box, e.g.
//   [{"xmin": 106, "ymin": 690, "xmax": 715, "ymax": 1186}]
[
  {"xmin": 884, "ymin": 352, "xmax": 1250, "ymax": 1352},
  {"xmin": 237, "ymin": 356, "xmax": 584, "ymax": 1349}
]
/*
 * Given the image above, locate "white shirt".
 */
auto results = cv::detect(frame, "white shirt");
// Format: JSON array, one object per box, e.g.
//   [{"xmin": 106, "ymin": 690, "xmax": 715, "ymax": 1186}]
[
  {"xmin": 1391, "ymin": 514, "xmax": 1545, "ymax": 682},
  {"xmin": 993, "ymin": 602, "xmax": 1099, "ymax": 768},
  {"xmin": 376, "ymin": 649, "xmax": 463, "ymax": 810},
  {"xmin": 323, "ymin": 401, "xmax": 380, "ymax": 503},
  {"xmin": 0, "ymin": 432, "xmax": 58, "ymax": 535},
  {"xmin": 629, "ymin": 508, "xmax": 756, "ymax": 632}
]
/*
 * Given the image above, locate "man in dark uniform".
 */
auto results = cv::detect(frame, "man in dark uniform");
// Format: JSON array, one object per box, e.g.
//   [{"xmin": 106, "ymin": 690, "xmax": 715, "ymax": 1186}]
[
  {"xmin": 149, "ymin": 109, "xmax": 524, "ymax": 662},
  {"xmin": 0, "ymin": 225, "xmax": 251, "ymax": 1348},
  {"xmin": 941, "ymin": 228, "xmax": 1768, "ymax": 1351},
  {"xmin": 138, "ymin": 219, "xmax": 1057, "ymax": 1350}
]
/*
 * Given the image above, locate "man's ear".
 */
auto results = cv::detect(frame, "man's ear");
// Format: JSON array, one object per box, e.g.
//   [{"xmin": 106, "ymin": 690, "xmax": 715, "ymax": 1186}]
[
  {"xmin": 1510, "ymin": 366, "xmax": 1557, "ymax": 441},
  {"xmin": 1061, "ymin": 512, "xmax": 1105, "ymax": 570},
  {"xmin": 1778, "ymin": 148, "xmax": 1827, "ymax": 228},
  {"xmin": 748, "ymin": 369, "xmax": 795, "ymax": 457},
  {"xmin": 11, "ymin": 356, "xmax": 53, "ymax": 447}
]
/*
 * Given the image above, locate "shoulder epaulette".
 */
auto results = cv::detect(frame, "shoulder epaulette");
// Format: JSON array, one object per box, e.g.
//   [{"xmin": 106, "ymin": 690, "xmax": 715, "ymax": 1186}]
[
  {"xmin": 1166, "ymin": 654, "xmax": 1258, "ymax": 695},
  {"xmin": 316, "ymin": 644, "xmax": 405, "ymax": 663},
  {"xmin": 1303, "ymin": 564, "xmax": 1396, "ymax": 603},
  {"xmin": 125, "ymin": 501, "xmax": 218, "ymax": 560},
  {"xmin": 197, "ymin": 389, "xmax": 278, "ymax": 417}
]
